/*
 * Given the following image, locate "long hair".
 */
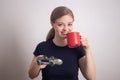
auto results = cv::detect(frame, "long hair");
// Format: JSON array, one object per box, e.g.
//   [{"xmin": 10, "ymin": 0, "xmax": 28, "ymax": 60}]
[{"xmin": 46, "ymin": 6, "xmax": 74, "ymax": 41}]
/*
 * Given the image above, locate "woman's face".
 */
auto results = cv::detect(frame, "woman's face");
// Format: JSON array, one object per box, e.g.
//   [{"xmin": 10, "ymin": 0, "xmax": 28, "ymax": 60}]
[{"xmin": 52, "ymin": 15, "xmax": 74, "ymax": 39}]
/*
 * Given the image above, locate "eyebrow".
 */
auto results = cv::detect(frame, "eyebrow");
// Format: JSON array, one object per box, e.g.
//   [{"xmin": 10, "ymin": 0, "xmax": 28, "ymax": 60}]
[{"xmin": 55, "ymin": 21, "xmax": 73, "ymax": 24}]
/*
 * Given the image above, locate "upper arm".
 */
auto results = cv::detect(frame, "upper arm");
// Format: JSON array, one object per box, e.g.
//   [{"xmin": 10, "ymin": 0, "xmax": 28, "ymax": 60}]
[{"xmin": 79, "ymin": 56, "xmax": 87, "ymax": 78}]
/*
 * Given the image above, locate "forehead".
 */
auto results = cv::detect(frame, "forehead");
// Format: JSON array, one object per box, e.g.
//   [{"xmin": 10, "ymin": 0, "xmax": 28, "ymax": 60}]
[{"xmin": 55, "ymin": 15, "xmax": 74, "ymax": 23}]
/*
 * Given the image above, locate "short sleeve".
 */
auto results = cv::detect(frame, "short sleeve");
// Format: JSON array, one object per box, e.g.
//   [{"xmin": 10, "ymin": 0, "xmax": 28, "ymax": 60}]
[
  {"xmin": 75, "ymin": 45, "xmax": 86, "ymax": 59},
  {"xmin": 33, "ymin": 42, "xmax": 44, "ymax": 57}
]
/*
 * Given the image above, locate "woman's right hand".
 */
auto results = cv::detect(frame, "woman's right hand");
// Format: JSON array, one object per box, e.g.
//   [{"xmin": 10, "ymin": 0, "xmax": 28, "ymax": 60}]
[
  {"xmin": 29, "ymin": 55, "xmax": 47, "ymax": 79},
  {"xmin": 36, "ymin": 55, "xmax": 47, "ymax": 69}
]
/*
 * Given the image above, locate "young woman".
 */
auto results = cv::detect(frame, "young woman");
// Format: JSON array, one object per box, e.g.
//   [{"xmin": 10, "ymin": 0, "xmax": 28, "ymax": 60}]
[{"xmin": 28, "ymin": 6, "xmax": 96, "ymax": 80}]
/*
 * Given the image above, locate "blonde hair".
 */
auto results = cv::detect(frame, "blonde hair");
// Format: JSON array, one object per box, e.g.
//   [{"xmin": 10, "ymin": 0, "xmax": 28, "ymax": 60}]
[{"xmin": 46, "ymin": 6, "xmax": 74, "ymax": 41}]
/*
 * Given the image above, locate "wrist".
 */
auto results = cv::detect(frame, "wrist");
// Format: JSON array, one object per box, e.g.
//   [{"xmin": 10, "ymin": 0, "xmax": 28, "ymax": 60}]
[{"xmin": 83, "ymin": 45, "xmax": 91, "ymax": 50}]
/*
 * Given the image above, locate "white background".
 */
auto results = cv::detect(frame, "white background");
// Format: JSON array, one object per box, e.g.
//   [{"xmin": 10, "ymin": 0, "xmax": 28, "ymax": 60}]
[{"xmin": 0, "ymin": 0, "xmax": 120, "ymax": 80}]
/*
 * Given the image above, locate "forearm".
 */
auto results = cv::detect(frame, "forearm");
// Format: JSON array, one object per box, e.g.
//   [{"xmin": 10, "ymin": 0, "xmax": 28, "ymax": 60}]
[
  {"xmin": 28, "ymin": 57, "xmax": 41, "ymax": 79},
  {"xmin": 84, "ymin": 48, "xmax": 96, "ymax": 80}
]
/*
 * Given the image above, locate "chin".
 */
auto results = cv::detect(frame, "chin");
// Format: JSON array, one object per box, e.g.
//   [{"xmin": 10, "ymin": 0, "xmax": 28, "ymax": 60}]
[
  {"xmin": 61, "ymin": 36, "xmax": 67, "ymax": 39},
  {"xmin": 59, "ymin": 34, "xmax": 67, "ymax": 39}
]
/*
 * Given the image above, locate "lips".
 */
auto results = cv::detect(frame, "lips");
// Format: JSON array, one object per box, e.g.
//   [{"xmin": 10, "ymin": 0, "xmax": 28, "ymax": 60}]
[{"xmin": 61, "ymin": 32, "xmax": 68, "ymax": 35}]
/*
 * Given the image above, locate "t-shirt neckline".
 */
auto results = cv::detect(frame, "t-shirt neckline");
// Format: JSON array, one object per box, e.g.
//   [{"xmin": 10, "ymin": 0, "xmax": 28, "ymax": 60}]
[{"xmin": 50, "ymin": 39, "xmax": 68, "ymax": 48}]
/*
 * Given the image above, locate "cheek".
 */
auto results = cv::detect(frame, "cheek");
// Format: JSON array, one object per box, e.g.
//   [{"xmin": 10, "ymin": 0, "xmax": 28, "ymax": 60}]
[
  {"xmin": 54, "ymin": 27, "xmax": 61, "ymax": 33},
  {"xmin": 53, "ymin": 25, "xmax": 59, "ymax": 31},
  {"xmin": 56, "ymin": 26, "xmax": 62, "ymax": 31},
  {"xmin": 69, "ymin": 27, "xmax": 73, "ymax": 31}
]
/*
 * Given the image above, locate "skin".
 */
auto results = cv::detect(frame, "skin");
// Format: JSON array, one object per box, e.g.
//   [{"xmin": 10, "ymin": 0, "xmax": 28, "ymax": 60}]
[
  {"xmin": 52, "ymin": 14, "xmax": 73, "ymax": 47},
  {"xmin": 28, "ymin": 15, "xmax": 96, "ymax": 80}
]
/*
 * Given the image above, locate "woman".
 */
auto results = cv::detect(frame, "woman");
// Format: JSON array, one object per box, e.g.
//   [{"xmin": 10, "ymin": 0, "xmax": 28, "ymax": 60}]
[{"xmin": 28, "ymin": 6, "xmax": 96, "ymax": 80}]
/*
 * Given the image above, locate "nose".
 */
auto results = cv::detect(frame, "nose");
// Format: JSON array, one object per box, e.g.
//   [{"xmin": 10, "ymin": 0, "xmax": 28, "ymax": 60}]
[
  {"xmin": 63, "ymin": 26, "xmax": 68, "ymax": 31},
  {"xmin": 63, "ymin": 25, "xmax": 72, "ymax": 33}
]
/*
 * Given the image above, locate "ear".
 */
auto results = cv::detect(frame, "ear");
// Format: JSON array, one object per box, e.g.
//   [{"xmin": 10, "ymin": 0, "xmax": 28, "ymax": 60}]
[
  {"xmin": 50, "ymin": 21, "xmax": 53, "ymax": 27},
  {"xmin": 50, "ymin": 21, "xmax": 54, "ymax": 28}
]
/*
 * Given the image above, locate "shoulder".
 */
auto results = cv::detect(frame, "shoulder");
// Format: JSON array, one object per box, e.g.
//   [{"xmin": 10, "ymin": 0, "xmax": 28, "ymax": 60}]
[
  {"xmin": 75, "ymin": 46, "xmax": 86, "ymax": 58},
  {"xmin": 37, "ymin": 39, "xmax": 52, "ymax": 48},
  {"xmin": 33, "ymin": 40, "xmax": 52, "ymax": 56}
]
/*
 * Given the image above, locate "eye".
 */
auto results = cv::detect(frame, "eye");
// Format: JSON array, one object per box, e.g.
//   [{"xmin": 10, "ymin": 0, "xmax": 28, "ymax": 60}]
[
  {"xmin": 68, "ymin": 23, "xmax": 72, "ymax": 27},
  {"xmin": 58, "ymin": 23, "xmax": 63, "ymax": 27}
]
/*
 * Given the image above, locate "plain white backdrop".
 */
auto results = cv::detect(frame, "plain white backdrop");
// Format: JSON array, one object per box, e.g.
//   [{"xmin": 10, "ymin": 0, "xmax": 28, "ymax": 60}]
[{"xmin": 0, "ymin": 0, "xmax": 120, "ymax": 80}]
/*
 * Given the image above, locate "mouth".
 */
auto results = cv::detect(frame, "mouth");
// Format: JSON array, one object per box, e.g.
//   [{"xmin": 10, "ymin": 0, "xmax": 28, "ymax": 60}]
[
  {"xmin": 61, "ymin": 32, "xmax": 68, "ymax": 36},
  {"xmin": 60, "ymin": 33, "xmax": 67, "ymax": 38}
]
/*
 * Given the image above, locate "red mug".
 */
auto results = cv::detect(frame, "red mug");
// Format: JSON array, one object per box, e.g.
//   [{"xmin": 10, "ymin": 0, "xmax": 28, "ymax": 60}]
[{"xmin": 67, "ymin": 32, "xmax": 81, "ymax": 48}]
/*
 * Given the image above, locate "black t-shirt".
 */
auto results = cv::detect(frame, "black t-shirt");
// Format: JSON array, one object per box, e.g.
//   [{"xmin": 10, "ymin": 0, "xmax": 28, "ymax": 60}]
[{"xmin": 33, "ymin": 39, "xmax": 85, "ymax": 80}]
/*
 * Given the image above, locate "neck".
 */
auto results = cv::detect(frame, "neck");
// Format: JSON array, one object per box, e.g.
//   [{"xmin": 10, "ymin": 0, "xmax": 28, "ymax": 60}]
[{"xmin": 53, "ymin": 37, "xmax": 67, "ymax": 47}]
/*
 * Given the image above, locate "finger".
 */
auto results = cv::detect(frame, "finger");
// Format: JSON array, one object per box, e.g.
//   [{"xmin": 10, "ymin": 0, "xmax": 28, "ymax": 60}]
[
  {"xmin": 40, "ymin": 64, "xmax": 47, "ymax": 69},
  {"xmin": 81, "ymin": 37, "xmax": 89, "ymax": 46},
  {"xmin": 37, "ymin": 55, "xmax": 44, "ymax": 58}
]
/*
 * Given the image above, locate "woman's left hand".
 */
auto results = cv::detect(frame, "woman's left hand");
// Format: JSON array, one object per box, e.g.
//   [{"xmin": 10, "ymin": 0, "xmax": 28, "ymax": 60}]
[{"xmin": 81, "ymin": 36, "xmax": 90, "ymax": 50}]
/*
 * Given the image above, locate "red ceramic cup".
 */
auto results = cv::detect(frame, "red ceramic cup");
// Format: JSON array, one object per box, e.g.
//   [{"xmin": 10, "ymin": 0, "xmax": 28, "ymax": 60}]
[{"xmin": 67, "ymin": 32, "xmax": 81, "ymax": 48}]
